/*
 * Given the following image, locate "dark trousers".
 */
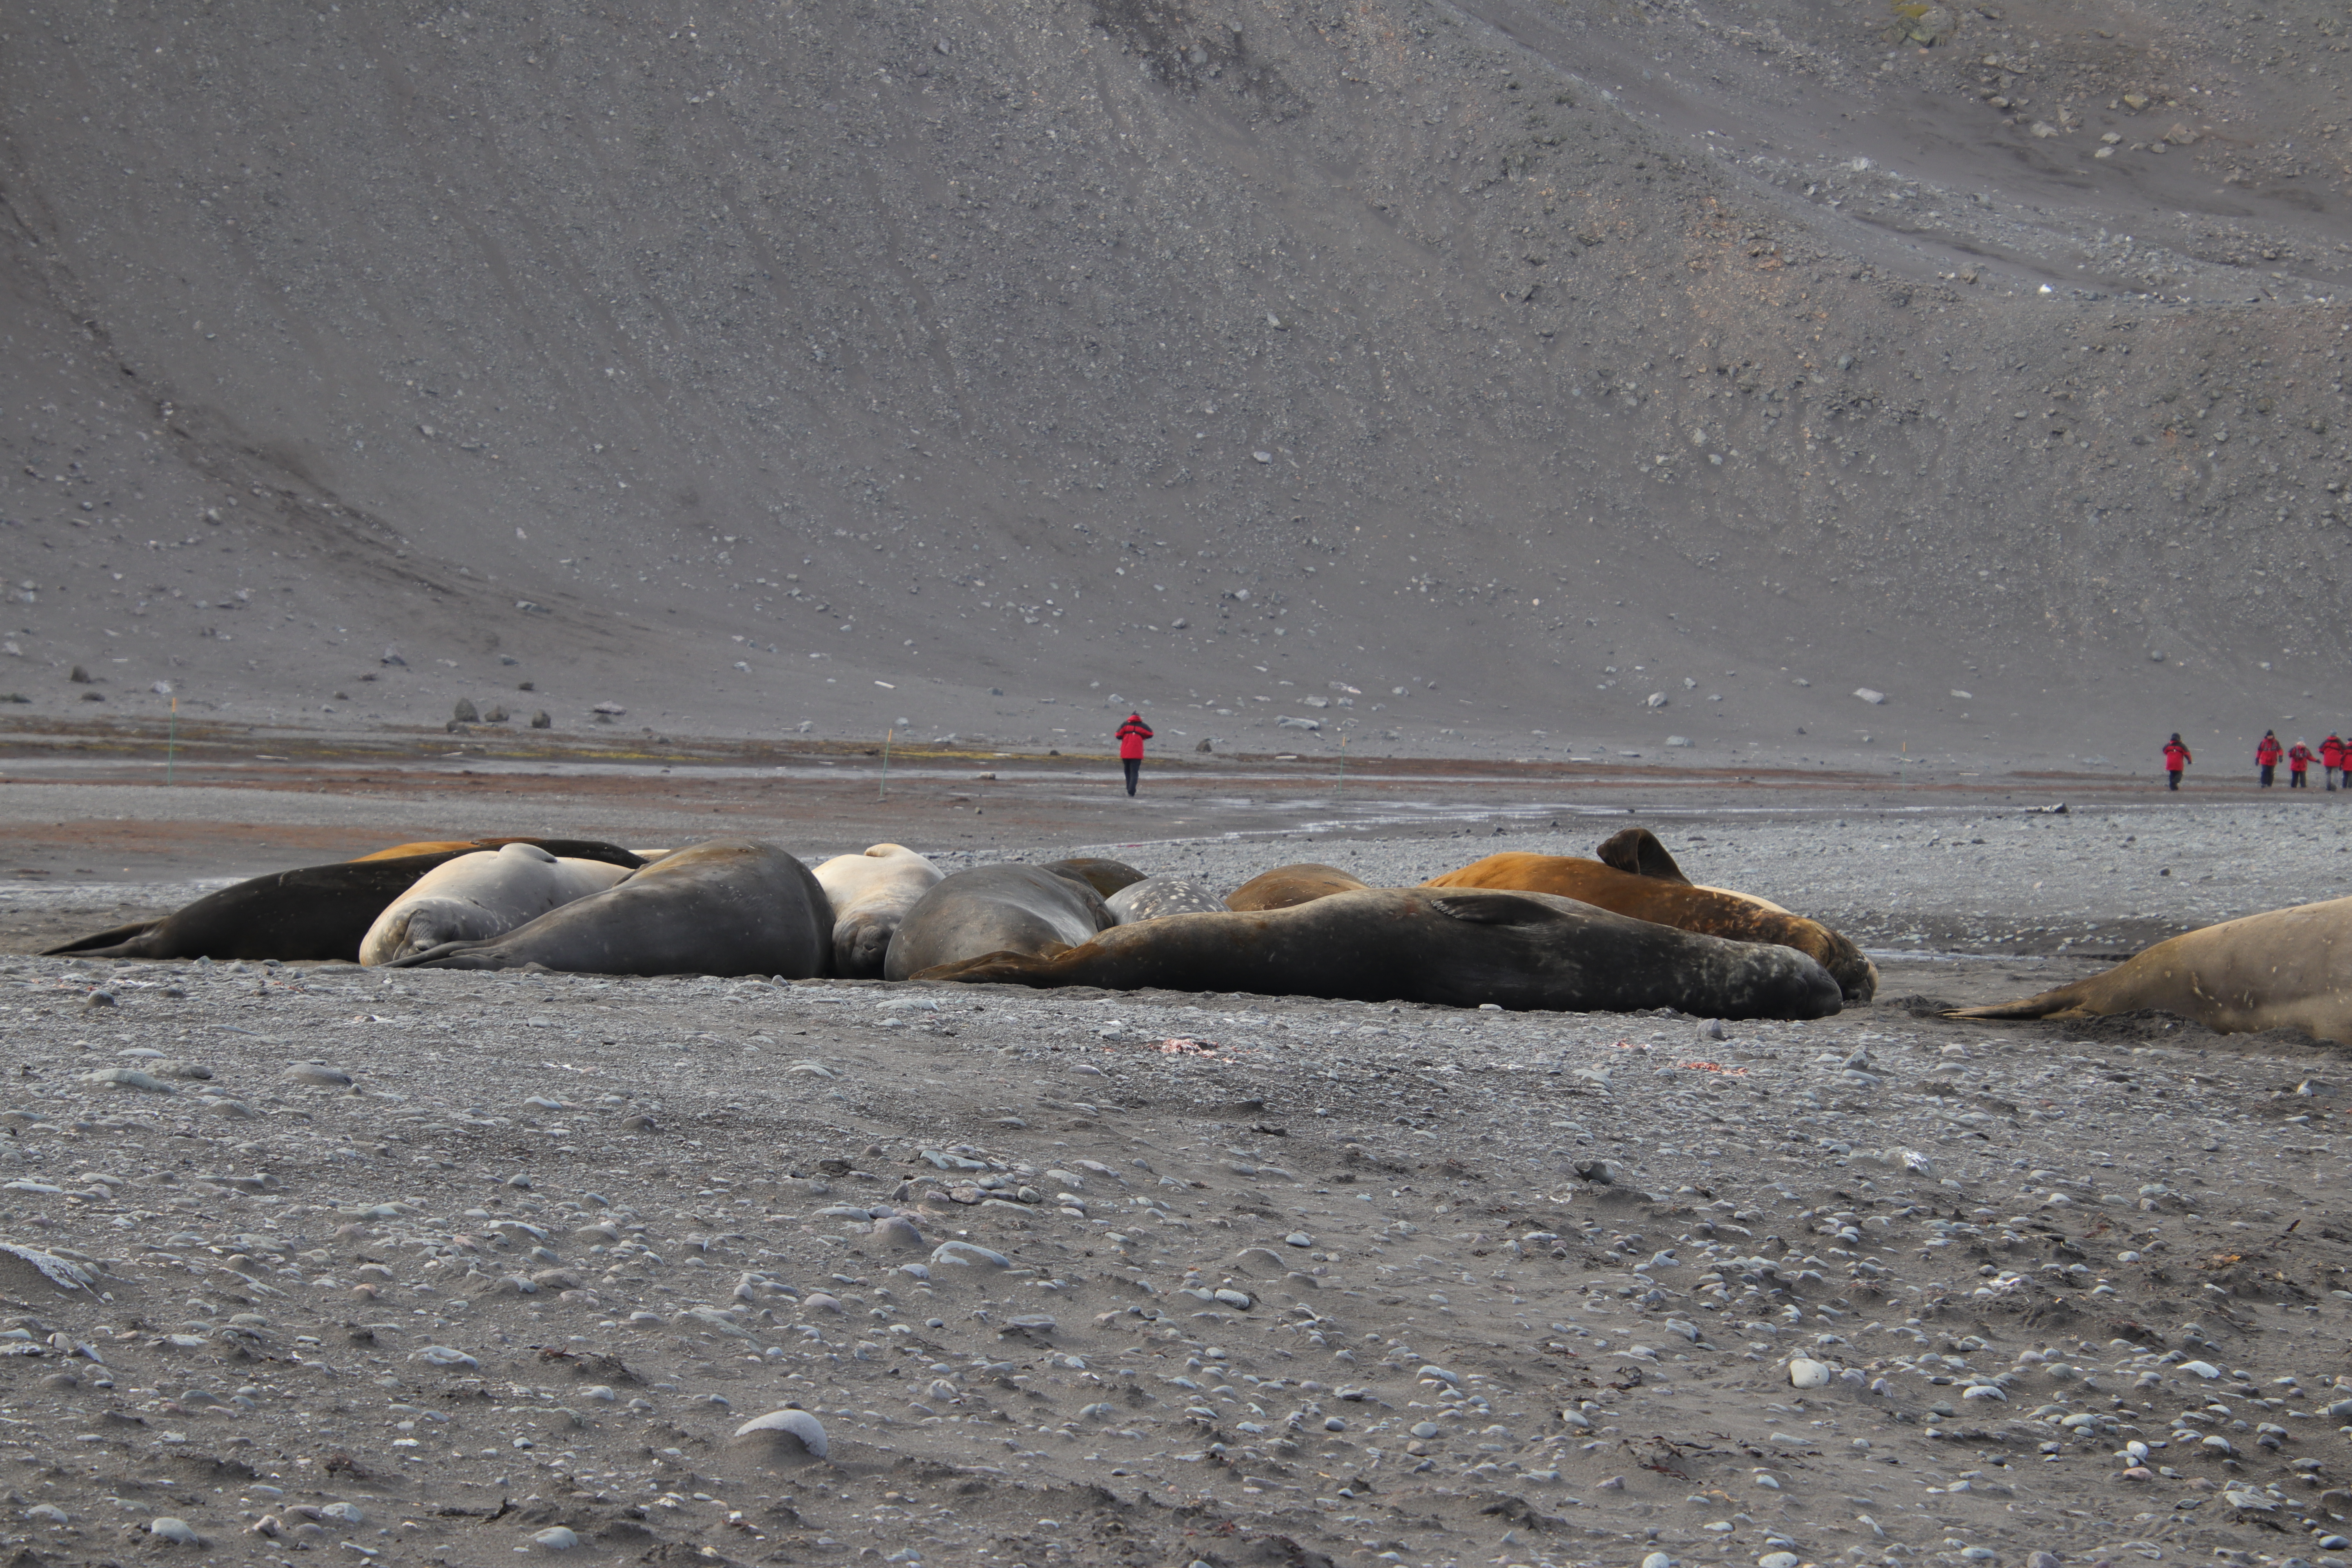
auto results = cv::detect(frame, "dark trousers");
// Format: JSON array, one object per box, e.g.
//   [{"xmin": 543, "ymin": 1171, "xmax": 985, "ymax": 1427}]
[
  {"xmin": 2167, "ymin": 770, "xmax": 2182, "ymax": 791},
  {"xmin": 1123, "ymin": 758, "xmax": 1141, "ymax": 796},
  {"xmin": 2292, "ymin": 770, "xmax": 2308, "ymax": 788},
  {"xmin": 2261, "ymin": 765, "xmax": 2276, "ymax": 786}
]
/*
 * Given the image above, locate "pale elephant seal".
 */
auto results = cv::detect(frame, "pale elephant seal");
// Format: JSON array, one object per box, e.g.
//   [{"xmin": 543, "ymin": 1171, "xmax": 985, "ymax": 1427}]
[
  {"xmin": 812, "ymin": 843, "xmax": 946, "ymax": 978},
  {"xmin": 358, "ymin": 843, "xmax": 635, "ymax": 966},
  {"xmin": 1949, "ymin": 895, "xmax": 2352, "ymax": 1043},
  {"xmin": 1424, "ymin": 829, "xmax": 1877, "ymax": 1002},
  {"xmin": 917, "ymin": 887, "xmax": 1842, "ymax": 1018},
  {"xmin": 388, "ymin": 838, "xmax": 832, "ymax": 978},
  {"xmin": 1226, "ymin": 863, "xmax": 1370, "ymax": 912},
  {"xmin": 882, "ymin": 863, "xmax": 1113, "ymax": 982},
  {"xmin": 1106, "ymin": 876, "xmax": 1228, "ymax": 925}
]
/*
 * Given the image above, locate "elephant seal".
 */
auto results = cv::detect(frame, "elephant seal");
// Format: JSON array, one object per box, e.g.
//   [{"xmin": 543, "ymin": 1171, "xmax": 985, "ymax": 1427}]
[
  {"xmin": 1106, "ymin": 876, "xmax": 1228, "ymax": 925},
  {"xmin": 918, "ymin": 887, "xmax": 1843, "ymax": 1018},
  {"xmin": 358, "ymin": 843, "xmax": 635, "ymax": 966},
  {"xmin": 388, "ymin": 838, "xmax": 831, "ymax": 978},
  {"xmin": 1226, "ymin": 863, "xmax": 1370, "ymax": 912},
  {"xmin": 1423, "ymin": 829, "xmax": 1877, "ymax": 1002},
  {"xmin": 43, "ymin": 850, "xmax": 493, "ymax": 962},
  {"xmin": 351, "ymin": 837, "xmax": 642, "ymax": 867},
  {"xmin": 882, "ymin": 863, "xmax": 1113, "ymax": 982},
  {"xmin": 1949, "ymin": 896, "xmax": 2352, "ymax": 1044},
  {"xmin": 813, "ymin": 843, "xmax": 946, "ymax": 978},
  {"xmin": 1041, "ymin": 857, "xmax": 1149, "ymax": 899}
]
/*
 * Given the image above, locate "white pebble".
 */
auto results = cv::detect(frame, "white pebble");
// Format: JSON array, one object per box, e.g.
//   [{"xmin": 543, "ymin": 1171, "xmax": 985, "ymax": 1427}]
[
  {"xmin": 734, "ymin": 1407, "xmax": 828, "ymax": 1457},
  {"xmin": 1788, "ymin": 1359, "xmax": 1832, "ymax": 1389}
]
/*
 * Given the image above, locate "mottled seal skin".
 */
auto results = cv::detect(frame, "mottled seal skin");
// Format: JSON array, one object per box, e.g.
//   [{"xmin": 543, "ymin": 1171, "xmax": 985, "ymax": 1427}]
[
  {"xmin": 1040, "ymin": 857, "xmax": 1149, "ymax": 899},
  {"xmin": 1949, "ymin": 896, "xmax": 2352, "ymax": 1044},
  {"xmin": 813, "ymin": 843, "xmax": 946, "ymax": 978},
  {"xmin": 1225, "ymin": 863, "xmax": 1370, "ymax": 912},
  {"xmin": 44, "ymin": 850, "xmax": 496, "ymax": 962},
  {"xmin": 350, "ymin": 837, "xmax": 644, "ymax": 867},
  {"xmin": 359, "ymin": 843, "xmax": 634, "ymax": 966},
  {"xmin": 388, "ymin": 838, "xmax": 832, "ymax": 978},
  {"xmin": 919, "ymin": 887, "xmax": 1843, "ymax": 1019},
  {"xmin": 882, "ymin": 863, "xmax": 1113, "ymax": 982},
  {"xmin": 1424, "ymin": 829, "xmax": 1878, "ymax": 1002},
  {"xmin": 1105, "ymin": 876, "xmax": 1229, "ymax": 925}
]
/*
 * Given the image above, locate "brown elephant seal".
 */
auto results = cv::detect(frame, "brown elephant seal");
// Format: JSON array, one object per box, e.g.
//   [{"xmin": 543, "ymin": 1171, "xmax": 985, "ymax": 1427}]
[
  {"xmin": 1949, "ymin": 896, "xmax": 2352, "ymax": 1043},
  {"xmin": 359, "ymin": 843, "xmax": 635, "ymax": 966},
  {"xmin": 813, "ymin": 844, "xmax": 946, "ymax": 978},
  {"xmin": 1040, "ymin": 857, "xmax": 1149, "ymax": 899},
  {"xmin": 1106, "ymin": 876, "xmax": 1228, "ymax": 925},
  {"xmin": 43, "ymin": 850, "xmax": 496, "ymax": 962},
  {"xmin": 388, "ymin": 838, "xmax": 831, "ymax": 978},
  {"xmin": 350, "ymin": 837, "xmax": 642, "ymax": 866},
  {"xmin": 1225, "ymin": 863, "xmax": 1370, "ymax": 912},
  {"xmin": 882, "ymin": 863, "xmax": 1113, "ymax": 982},
  {"xmin": 917, "ymin": 887, "xmax": 1842, "ymax": 1018},
  {"xmin": 1423, "ymin": 831, "xmax": 1878, "ymax": 1002}
]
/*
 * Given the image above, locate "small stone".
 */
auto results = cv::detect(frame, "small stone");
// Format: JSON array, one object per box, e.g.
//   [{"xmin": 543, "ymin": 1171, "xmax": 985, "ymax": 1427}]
[
  {"xmin": 871, "ymin": 1215, "xmax": 926, "ymax": 1249},
  {"xmin": 1853, "ymin": 687, "xmax": 1886, "ymax": 705},
  {"xmin": 150, "ymin": 1516, "xmax": 203, "ymax": 1545},
  {"xmin": 1285, "ymin": 1232, "xmax": 1314, "ymax": 1247},
  {"xmin": 2180, "ymin": 1359, "xmax": 2221, "ymax": 1379},
  {"xmin": 281, "ymin": 1063, "xmax": 353, "ymax": 1087},
  {"xmin": 25, "ymin": 1504, "xmax": 69, "ymax": 1525},
  {"xmin": 1323, "ymin": 1415, "xmax": 1346, "ymax": 1431},
  {"xmin": 1645, "ymin": 692, "xmax": 1668, "ymax": 709},
  {"xmin": 931, "ymin": 1241, "xmax": 1011, "ymax": 1269},
  {"xmin": 452, "ymin": 698, "xmax": 479, "ymax": 723},
  {"xmin": 530, "ymin": 710, "xmax": 552, "ymax": 729},
  {"xmin": 1760, "ymin": 1554, "xmax": 1801, "ymax": 1568},
  {"xmin": 1643, "ymin": 1555, "xmax": 1674, "ymax": 1568},
  {"xmin": 81, "ymin": 1066, "xmax": 171, "ymax": 1092},
  {"xmin": 1789, "ymin": 1359, "xmax": 1832, "ymax": 1389},
  {"xmin": 2027, "ymin": 1556, "xmax": 2061, "ymax": 1568},
  {"xmin": 84, "ymin": 989, "xmax": 116, "ymax": 1009},
  {"xmin": 483, "ymin": 704, "xmax": 509, "ymax": 723},
  {"xmin": 1410, "ymin": 1421, "xmax": 1440, "ymax": 1438},
  {"xmin": 1666, "ymin": 735, "xmax": 1693, "ymax": 748},
  {"xmin": 531, "ymin": 1526, "xmax": 581, "ymax": 1550},
  {"xmin": 733, "ymin": 1407, "xmax": 828, "ymax": 1457},
  {"xmin": 412, "ymin": 1345, "xmax": 479, "ymax": 1369}
]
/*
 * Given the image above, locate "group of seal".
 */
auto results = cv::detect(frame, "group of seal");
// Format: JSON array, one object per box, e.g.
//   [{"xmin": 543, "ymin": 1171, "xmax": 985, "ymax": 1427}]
[{"xmin": 42, "ymin": 826, "xmax": 1873, "ymax": 1017}]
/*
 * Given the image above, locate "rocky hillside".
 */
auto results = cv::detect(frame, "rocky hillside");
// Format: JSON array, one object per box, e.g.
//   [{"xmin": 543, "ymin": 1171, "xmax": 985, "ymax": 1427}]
[{"xmin": 0, "ymin": 0, "xmax": 2346, "ymax": 767}]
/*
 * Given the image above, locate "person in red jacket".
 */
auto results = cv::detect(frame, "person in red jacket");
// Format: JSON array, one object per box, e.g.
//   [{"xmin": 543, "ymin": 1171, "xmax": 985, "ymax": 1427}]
[
  {"xmin": 1114, "ymin": 711, "xmax": 1153, "ymax": 797},
  {"xmin": 2324, "ymin": 733, "xmax": 2345, "ymax": 792},
  {"xmin": 2257, "ymin": 730, "xmax": 2283, "ymax": 788},
  {"xmin": 2289, "ymin": 739, "xmax": 2315, "ymax": 788},
  {"xmin": 2163, "ymin": 733, "xmax": 2191, "ymax": 791}
]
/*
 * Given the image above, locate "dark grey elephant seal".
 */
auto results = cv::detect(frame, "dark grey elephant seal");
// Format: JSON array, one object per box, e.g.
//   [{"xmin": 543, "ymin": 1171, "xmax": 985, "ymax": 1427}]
[
  {"xmin": 388, "ymin": 838, "xmax": 831, "ymax": 978},
  {"xmin": 1106, "ymin": 877, "xmax": 1227, "ymax": 925},
  {"xmin": 918, "ymin": 887, "xmax": 1843, "ymax": 1018},
  {"xmin": 882, "ymin": 863, "xmax": 1112, "ymax": 982}
]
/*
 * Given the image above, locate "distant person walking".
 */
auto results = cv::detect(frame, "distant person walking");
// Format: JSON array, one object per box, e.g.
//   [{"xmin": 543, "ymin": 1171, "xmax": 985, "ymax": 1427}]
[
  {"xmin": 2289, "ymin": 739, "xmax": 2315, "ymax": 788},
  {"xmin": 2257, "ymin": 730, "xmax": 2283, "ymax": 788},
  {"xmin": 2324, "ymin": 733, "xmax": 2345, "ymax": 791},
  {"xmin": 1115, "ymin": 711, "xmax": 1153, "ymax": 797},
  {"xmin": 2163, "ymin": 733, "xmax": 2191, "ymax": 791}
]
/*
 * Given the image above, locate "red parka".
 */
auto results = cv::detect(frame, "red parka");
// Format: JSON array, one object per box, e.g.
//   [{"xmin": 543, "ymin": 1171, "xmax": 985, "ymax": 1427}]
[
  {"xmin": 2257, "ymin": 735, "xmax": 2285, "ymax": 767},
  {"xmin": 1116, "ymin": 714, "xmax": 1153, "ymax": 760},
  {"xmin": 2289, "ymin": 743, "xmax": 2315, "ymax": 773},
  {"xmin": 2324, "ymin": 736, "xmax": 2345, "ymax": 771},
  {"xmin": 2163, "ymin": 741, "xmax": 2191, "ymax": 771}
]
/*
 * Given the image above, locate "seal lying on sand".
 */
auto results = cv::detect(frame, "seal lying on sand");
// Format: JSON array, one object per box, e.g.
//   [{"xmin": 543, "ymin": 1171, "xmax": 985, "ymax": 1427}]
[
  {"xmin": 813, "ymin": 844, "xmax": 946, "ymax": 978},
  {"xmin": 1107, "ymin": 877, "xmax": 1228, "ymax": 924},
  {"xmin": 388, "ymin": 838, "xmax": 831, "ymax": 978},
  {"xmin": 1423, "ymin": 828, "xmax": 1877, "ymax": 1001},
  {"xmin": 350, "ymin": 837, "xmax": 642, "ymax": 866},
  {"xmin": 1948, "ymin": 896, "xmax": 2352, "ymax": 1044},
  {"xmin": 1226, "ymin": 864, "xmax": 1370, "ymax": 911},
  {"xmin": 44, "ymin": 849, "xmax": 499, "ymax": 962},
  {"xmin": 883, "ymin": 863, "xmax": 1113, "ymax": 982},
  {"xmin": 918, "ymin": 887, "xmax": 1843, "ymax": 1018},
  {"xmin": 358, "ymin": 843, "xmax": 634, "ymax": 966}
]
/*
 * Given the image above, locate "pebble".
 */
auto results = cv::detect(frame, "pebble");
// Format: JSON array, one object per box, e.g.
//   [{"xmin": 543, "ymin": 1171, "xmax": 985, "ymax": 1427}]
[
  {"xmin": 1760, "ymin": 1554, "xmax": 1800, "ymax": 1568},
  {"xmin": 872, "ymin": 1216, "xmax": 927, "ymax": 1249},
  {"xmin": 931, "ymin": 1241, "xmax": 1010, "ymax": 1269},
  {"xmin": 1788, "ymin": 1359, "xmax": 1832, "ymax": 1389},
  {"xmin": 80, "ymin": 1067, "xmax": 174, "ymax": 1093},
  {"xmin": 25, "ymin": 1504, "xmax": 68, "ymax": 1525},
  {"xmin": 281, "ymin": 1063, "xmax": 353, "ymax": 1087},
  {"xmin": 150, "ymin": 1516, "xmax": 203, "ymax": 1544},
  {"xmin": 530, "ymin": 1526, "xmax": 581, "ymax": 1550}
]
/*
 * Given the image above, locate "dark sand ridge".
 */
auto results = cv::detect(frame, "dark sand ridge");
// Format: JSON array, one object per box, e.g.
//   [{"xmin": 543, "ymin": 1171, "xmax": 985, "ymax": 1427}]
[{"xmin": 0, "ymin": 0, "xmax": 2346, "ymax": 775}]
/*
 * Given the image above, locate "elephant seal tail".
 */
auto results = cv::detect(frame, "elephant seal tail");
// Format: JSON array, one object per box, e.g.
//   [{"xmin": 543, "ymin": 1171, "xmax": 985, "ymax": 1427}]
[
  {"xmin": 1945, "ymin": 979, "xmax": 2098, "ymax": 1022},
  {"xmin": 41, "ymin": 919, "xmax": 165, "ymax": 958}
]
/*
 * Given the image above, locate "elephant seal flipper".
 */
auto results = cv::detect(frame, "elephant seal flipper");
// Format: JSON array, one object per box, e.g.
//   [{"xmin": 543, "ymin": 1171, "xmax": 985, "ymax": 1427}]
[
  {"xmin": 1593, "ymin": 827, "xmax": 1693, "ymax": 884},
  {"xmin": 42, "ymin": 918, "xmax": 167, "ymax": 958}
]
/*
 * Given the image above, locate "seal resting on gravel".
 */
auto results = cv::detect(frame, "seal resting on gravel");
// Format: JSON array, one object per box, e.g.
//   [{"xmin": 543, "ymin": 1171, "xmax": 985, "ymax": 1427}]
[
  {"xmin": 812, "ymin": 843, "xmax": 946, "ymax": 979},
  {"xmin": 916, "ymin": 887, "xmax": 1844, "ymax": 1018},
  {"xmin": 387, "ymin": 838, "xmax": 831, "ymax": 978},
  {"xmin": 350, "ymin": 837, "xmax": 643, "ymax": 865},
  {"xmin": 1423, "ymin": 828, "xmax": 1877, "ymax": 1002},
  {"xmin": 882, "ymin": 863, "xmax": 1114, "ymax": 982},
  {"xmin": 1225, "ymin": 863, "xmax": 1370, "ymax": 911},
  {"xmin": 358, "ymin": 843, "xmax": 635, "ymax": 966},
  {"xmin": 1106, "ymin": 876, "xmax": 1228, "ymax": 924},
  {"xmin": 1947, "ymin": 896, "xmax": 2352, "ymax": 1044},
  {"xmin": 42, "ymin": 849, "xmax": 510, "ymax": 962}
]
